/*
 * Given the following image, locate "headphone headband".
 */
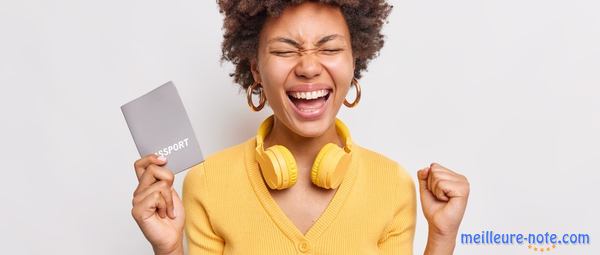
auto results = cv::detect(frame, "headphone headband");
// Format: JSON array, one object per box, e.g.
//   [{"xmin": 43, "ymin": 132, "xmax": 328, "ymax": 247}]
[{"xmin": 255, "ymin": 115, "xmax": 273, "ymax": 150}]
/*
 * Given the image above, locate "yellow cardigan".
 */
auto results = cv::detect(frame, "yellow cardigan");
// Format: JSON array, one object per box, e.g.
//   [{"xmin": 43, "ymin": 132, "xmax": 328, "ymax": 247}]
[{"xmin": 182, "ymin": 137, "xmax": 416, "ymax": 254}]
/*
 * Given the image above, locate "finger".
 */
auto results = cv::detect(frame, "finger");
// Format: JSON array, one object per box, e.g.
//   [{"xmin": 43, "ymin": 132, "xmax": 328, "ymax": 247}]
[
  {"xmin": 134, "ymin": 154, "xmax": 167, "ymax": 180},
  {"xmin": 171, "ymin": 188, "xmax": 182, "ymax": 218},
  {"xmin": 133, "ymin": 181, "xmax": 175, "ymax": 219},
  {"xmin": 428, "ymin": 165, "xmax": 468, "ymax": 192},
  {"xmin": 417, "ymin": 167, "xmax": 430, "ymax": 193},
  {"xmin": 429, "ymin": 171, "xmax": 455, "ymax": 196},
  {"xmin": 154, "ymin": 190, "xmax": 167, "ymax": 218},
  {"xmin": 427, "ymin": 166, "xmax": 434, "ymax": 192},
  {"xmin": 132, "ymin": 190, "xmax": 167, "ymax": 222},
  {"xmin": 161, "ymin": 187, "xmax": 173, "ymax": 218},
  {"xmin": 432, "ymin": 180, "xmax": 450, "ymax": 202},
  {"xmin": 428, "ymin": 163, "xmax": 457, "ymax": 191},
  {"xmin": 133, "ymin": 180, "xmax": 175, "ymax": 218},
  {"xmin": 133, "ymin": 154, "xmax": 167, "ymax": 180},
  {"xmin": 430, "ymin": 162, "xmax": 458, "ymax": 175},
  {"xmin": 136, "ymin": 164, "xmax": 175, "ymax": 193},
  {"xmin": 435, "ymin": 179, "xmax": 469, "ymax": 199}
]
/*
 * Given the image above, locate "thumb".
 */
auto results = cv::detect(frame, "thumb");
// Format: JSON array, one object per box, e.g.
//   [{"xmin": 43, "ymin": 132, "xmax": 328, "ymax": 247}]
[
  {"xmin": 417, "ymin": 167, "xmax": 429, "ymax": 193},
  {"xmin": 417, "ymin": 167, "xmax": 437, "ymax": 207},
  {"xmin": 171, "ymin": 188, "xmax": 184, "ymax": 218}
]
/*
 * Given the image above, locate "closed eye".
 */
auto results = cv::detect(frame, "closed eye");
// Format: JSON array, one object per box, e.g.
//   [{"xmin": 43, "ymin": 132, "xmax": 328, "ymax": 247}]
[
  {"xmin": 270, "ymin": 51, "xmax": 298, "ymax": 57},
  {"xmin": 270, "ymin": 48, "xmax": 344, "ymax": 57},
  {"xmin": 320, "ymin": 48, "xmax": 343, "ymax": 54}
]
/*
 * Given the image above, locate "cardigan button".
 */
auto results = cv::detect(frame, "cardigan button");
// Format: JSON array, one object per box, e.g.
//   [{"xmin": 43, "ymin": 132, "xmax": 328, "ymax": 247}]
[{"xmin": 298, "ymin": 240, "xmax": 311, "ymax": 253}]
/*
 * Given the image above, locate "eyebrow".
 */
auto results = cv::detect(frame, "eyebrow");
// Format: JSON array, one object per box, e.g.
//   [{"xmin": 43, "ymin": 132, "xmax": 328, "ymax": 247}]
[{"xmin": 267, "ymin": 34, "xmax": 344, "ymax": 48}]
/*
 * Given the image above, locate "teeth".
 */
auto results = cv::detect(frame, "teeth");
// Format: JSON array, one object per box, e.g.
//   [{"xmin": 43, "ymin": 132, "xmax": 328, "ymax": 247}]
[{"xmin": 289, "ymin": 89, "xmax": 329, "ymax": 100}]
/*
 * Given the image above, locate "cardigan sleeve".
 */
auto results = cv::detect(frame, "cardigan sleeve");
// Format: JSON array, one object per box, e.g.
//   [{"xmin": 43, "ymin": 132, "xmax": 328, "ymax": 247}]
[
  {"xmin": 182, "ymin": 163, "xmax": 225, "ymax": 255},
  {"xmin": 377, "ymin": 163, "xmax": 417, "ymax": 254}
]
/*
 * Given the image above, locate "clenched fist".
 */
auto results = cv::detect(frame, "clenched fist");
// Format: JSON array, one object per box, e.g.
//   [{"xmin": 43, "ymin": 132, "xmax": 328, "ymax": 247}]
[{"xmin": 418, "ymin": 163, "xmax": 470, "ymax": 254}]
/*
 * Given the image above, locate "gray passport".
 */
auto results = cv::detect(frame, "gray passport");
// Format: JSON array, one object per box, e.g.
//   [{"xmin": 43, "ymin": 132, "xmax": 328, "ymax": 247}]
[{"xmin": 121, "ymin": 81, "xmax": 203, "ymax": 174}]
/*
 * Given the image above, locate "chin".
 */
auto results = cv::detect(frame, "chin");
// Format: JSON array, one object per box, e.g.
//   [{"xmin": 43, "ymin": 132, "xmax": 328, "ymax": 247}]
[{"xmin": 286, "ymin": 113, "xmax": 336, "ymax": 138}]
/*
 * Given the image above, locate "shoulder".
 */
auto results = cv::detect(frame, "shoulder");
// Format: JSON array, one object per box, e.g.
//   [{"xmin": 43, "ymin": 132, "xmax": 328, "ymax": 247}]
[
  {"xmin": 183, "ymin": 138, "xmax": 253, "ymax": 193},
  {"xmin": 353, "ymin": 145, "xmax": 415, "ymax": 199},
  {"xmin": 354, "ymin": 145, "xmax": 413, "ymax": 184}
]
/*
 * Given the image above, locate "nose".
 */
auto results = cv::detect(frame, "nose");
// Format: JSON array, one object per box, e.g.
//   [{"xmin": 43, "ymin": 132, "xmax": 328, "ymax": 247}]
[{"xmin": 293, "ymin": 53, "xmax": 322, "ymax": 80}]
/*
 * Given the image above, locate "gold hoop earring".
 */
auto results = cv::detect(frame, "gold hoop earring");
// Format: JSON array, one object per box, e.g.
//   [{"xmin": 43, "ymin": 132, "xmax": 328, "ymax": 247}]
[
  {"xmin": 247, "ymin": 81, "xmax": 266, "ymax": 112},
  {"xmin": 344, "ymin": 78, "xmax": 361, "ymax": 108}
]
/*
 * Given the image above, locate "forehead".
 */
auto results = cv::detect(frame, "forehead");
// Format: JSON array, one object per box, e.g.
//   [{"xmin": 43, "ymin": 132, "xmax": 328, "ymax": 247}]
[{"xmin": 260, "ymin": 2, "xmax": 350, "ymax": 45}]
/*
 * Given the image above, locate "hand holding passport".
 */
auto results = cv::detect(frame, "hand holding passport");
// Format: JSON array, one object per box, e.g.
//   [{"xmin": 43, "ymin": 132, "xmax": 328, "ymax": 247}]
[{"xmin": 122, "ymin": 81, "xmax": 201, "ymax": 253}]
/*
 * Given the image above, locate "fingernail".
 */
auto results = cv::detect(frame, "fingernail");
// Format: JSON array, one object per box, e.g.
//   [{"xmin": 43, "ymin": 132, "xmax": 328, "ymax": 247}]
[{"xmin": 157, "ymin": 155, "xmax": 166, "ymax": 162}]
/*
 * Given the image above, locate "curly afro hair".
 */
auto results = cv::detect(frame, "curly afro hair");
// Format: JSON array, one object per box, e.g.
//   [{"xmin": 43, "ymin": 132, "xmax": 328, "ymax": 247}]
[{"xmin": 217, "ymin": 0, "xmax": 393, "ymax": 90}]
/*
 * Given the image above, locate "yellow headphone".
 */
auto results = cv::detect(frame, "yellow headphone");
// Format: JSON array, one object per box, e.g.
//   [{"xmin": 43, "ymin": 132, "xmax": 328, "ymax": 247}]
[{"xmin": 255, "ymin": 115, "xmax": 353, "ymax": 190}]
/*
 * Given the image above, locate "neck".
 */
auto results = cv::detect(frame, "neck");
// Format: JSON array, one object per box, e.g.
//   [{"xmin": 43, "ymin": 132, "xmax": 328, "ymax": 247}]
[{"xmin": 263, "ymin": 117, "xmax": 343, "ymax": 184}]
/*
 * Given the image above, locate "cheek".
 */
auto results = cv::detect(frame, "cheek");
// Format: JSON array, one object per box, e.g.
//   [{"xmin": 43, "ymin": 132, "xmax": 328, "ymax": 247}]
[
  {"xmin": 259, "ymin": 56, "xmax": 291, "ymax": 102},
  {"xmin": 321, "ymin": 55, "xmax": 354, "ymax": 100}
]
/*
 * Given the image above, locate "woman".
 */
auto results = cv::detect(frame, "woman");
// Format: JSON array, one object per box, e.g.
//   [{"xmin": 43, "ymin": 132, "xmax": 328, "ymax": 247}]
[{"xmin": 131, "ymin": 1, "xmax": 470, "ymax": 254}]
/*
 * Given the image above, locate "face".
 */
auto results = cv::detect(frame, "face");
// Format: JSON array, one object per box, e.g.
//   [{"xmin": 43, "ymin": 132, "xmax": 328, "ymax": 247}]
[{"xmin": 251, "ymin": 2, "xmax": 355, "ymax": 138}]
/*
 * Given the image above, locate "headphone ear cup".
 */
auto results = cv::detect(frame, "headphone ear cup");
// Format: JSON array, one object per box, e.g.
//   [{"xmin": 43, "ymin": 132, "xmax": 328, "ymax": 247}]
[
  {"xmin": 258, "ymin": 148, "xmax": 282, "ymax": 190},
  {"xmin": 265, "ymin": 145, "xmax": 298, "ymax": 189},
  {"xmin": 311, "ymin": 143, "xmax": 351, "ymax": 189},
  {"xmin": 311, "ymin": 144, "xmax": 330, "ymax": 188}
]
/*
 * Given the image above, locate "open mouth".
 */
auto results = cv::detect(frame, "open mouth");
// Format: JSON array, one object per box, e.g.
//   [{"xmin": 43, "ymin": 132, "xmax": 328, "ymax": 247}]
[{"xmin": 286, "ymin": 89, "xmax": 331, "ymax": 113}]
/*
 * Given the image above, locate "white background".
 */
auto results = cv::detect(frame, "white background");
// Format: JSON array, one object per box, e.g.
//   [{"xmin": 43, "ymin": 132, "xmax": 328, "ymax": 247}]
[{"xmin": 1, "ymin": 0, "xmax": 598, "ymax": 254}]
